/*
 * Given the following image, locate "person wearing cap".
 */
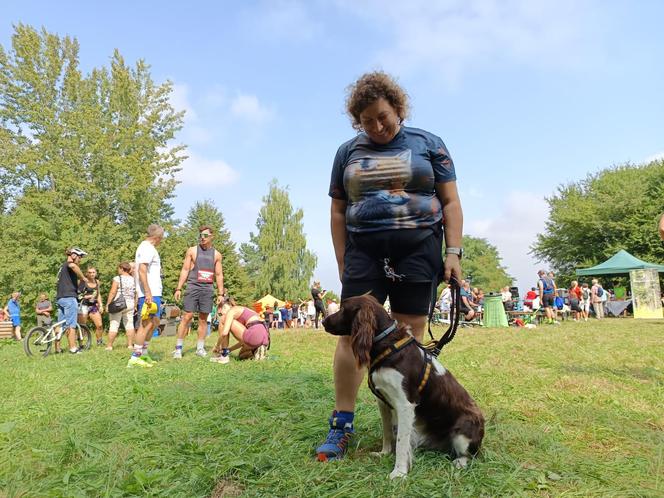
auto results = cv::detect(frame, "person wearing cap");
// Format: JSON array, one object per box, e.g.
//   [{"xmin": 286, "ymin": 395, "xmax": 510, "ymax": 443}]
[
  {"xmin": 127, "ymin": 224, "xmax": 164, "ymax": 368},
  {"xmin": 4, "ymin": 291, "xmax": 22, "ymax": 340},
  {"xmin": 172, "ymin": 225, "xmax": 224, "ymax": 359},
  {"xmin": 55, "ymin": 248, "xmax": 88, "ymax": 353}
]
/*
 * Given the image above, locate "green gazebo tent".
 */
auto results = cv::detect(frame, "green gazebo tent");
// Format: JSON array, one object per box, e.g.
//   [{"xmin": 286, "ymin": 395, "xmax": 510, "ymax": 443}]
[
  {"xmin": 576, "ymin": 249, "xmax": 664, "ymax": 319},
  {"xmin": 575, "ymin": 249, "xmax": 664, "ymax": 276}
]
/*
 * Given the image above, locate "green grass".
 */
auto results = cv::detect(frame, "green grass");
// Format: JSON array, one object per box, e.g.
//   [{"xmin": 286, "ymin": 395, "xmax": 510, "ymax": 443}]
[{"xmin": 1, "ymin": 319, "xmax": 662, "ymax": 497}]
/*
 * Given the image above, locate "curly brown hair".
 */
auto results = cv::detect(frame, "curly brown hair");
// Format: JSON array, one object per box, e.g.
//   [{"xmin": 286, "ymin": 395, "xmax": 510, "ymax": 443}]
[{"xmin": 345, "ymin": 71, "xmax": 410, "ymax": 130}]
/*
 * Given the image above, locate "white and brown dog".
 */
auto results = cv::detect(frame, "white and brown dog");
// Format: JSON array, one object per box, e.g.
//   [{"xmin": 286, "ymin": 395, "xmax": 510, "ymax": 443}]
[{"xmin": 323, "ymin": 295, "xmax": 484, "ymax": 479}]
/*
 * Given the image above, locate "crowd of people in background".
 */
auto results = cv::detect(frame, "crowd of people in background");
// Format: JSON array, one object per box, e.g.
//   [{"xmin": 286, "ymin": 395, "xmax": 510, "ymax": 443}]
[
  {"xmin": 435, "ymin": 269, "xmax": 632, "ymax": 325},
  {"xmin": 2, "ymin": 223, "xmax": 337, "ymax": 366}
]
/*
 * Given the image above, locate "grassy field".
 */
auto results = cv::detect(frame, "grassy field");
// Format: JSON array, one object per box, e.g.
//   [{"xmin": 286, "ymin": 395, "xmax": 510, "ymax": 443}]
[{"xmin": 0, "ymin": 318, "xmax": 662, "ymax": 497}]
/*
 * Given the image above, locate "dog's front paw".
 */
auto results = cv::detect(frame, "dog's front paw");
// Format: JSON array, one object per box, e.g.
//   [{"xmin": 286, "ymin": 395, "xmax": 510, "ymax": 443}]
[
  {"xmin": 389, "ymin": 468, "xmax": 408, "ymax": 479},
  {"xmin": 453, "ymin": 456, "xmax": 469, "ymax": 469}
]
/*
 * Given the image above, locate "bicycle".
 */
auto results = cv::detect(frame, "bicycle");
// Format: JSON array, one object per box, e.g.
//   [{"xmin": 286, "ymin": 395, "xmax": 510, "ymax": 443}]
[{"xmin": 23, "ymin": 319, "xmax": 91, "ymax": 357}]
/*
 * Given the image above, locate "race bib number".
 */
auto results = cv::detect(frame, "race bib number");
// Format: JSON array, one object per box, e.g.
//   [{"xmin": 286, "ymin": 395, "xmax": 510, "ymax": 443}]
[{"xmin": 197, "ymin": 269, "xmax": 214, "ymax": 283}]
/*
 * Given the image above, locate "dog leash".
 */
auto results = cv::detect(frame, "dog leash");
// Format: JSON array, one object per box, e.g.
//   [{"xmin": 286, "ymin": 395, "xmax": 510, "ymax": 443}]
[{"xmin": 423, "ymin": 277, "xmax": 462, "ymax": 358}]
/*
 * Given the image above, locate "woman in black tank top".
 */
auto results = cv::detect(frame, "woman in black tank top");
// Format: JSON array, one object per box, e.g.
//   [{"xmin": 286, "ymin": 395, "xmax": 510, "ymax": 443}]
[{"xmin": 77, "ymin": 267, "xmax": 105, "ymax": 345}]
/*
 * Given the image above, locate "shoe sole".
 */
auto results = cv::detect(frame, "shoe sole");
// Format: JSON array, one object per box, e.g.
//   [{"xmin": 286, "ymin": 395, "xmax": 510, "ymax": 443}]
[{"xmin": 316, "ymin": 453, "xmax": 342, "ymax": 462}]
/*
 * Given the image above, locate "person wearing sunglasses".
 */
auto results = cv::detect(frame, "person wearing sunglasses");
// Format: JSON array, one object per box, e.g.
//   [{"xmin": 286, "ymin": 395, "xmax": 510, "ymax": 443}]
[{"xmin": 172, "ymin": 225, "xmax": 224, "ymax": 359}]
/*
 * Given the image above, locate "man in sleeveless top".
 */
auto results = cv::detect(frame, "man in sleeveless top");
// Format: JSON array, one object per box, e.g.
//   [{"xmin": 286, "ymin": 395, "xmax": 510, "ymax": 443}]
[
  {"xmin": 537, "ymin": 269, "xmax": 558, "ymax": 324},
  {"xmin": 173, "ymin": 225, "xmax": 224, "ymax": 358},
  {"xmin": 56, "ymin": 247, "xmax": 88, "ymax": 353}
]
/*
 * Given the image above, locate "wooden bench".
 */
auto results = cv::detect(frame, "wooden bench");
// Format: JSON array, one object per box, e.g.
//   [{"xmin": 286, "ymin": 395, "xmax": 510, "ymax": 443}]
[{"xmin": 0, "ymin": 321, "xmax": 14, "ymax": 339}]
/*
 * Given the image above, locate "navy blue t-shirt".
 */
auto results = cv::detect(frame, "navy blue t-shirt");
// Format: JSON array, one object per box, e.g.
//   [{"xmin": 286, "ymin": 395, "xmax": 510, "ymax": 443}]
[{"xmin": 328, "ymin": 126, "xmax": 456, "ymax": 233}]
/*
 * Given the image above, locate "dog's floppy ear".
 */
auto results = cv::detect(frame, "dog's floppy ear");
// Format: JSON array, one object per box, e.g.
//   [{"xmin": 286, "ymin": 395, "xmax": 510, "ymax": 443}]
[{"xmin": 351, "ymin": 298, "xmax": 376, "ymax": 367}]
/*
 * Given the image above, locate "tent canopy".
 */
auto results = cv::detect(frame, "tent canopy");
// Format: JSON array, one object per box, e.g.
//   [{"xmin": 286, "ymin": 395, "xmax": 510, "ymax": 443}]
[
  {"xmin": 255, "ymin": 294, "xmax": 285, "ymax": 308},
  {"xmin": 576, "ymin": 249, "xmax": 664, "ymax": 276}
]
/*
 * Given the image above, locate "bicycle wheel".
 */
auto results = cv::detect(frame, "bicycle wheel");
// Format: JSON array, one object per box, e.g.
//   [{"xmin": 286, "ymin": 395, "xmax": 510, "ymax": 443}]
[
  {"xmin": 24, "ymin": 327, "xmax": 52, "ymax": 357},
  {"xmin": 77, "ymin": 324, "xmax": 92, "ymax": 351}
]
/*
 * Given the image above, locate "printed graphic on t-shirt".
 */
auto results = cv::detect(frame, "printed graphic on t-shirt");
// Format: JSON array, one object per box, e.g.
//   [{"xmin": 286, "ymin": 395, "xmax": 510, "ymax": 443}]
[
  {"xmin": 346, "ymin": 150, "xmax": 433, "ymax": 229},
  {"xmin": 197, "ymin": 269, "xmax": 214, "ymax": 283}
]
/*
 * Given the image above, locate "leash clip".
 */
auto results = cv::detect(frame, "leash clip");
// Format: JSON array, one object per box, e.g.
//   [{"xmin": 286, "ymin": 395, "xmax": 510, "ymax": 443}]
[{"xmin": 383, "ymin": 258, "xmax": 405, "ymax": 282}]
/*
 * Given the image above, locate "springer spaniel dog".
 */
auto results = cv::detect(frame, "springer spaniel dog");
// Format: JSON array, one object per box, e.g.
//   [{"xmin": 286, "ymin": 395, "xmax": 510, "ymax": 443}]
[{"xmin": 323, "ymin": 295, "xmax": 484, "ymax": 479}]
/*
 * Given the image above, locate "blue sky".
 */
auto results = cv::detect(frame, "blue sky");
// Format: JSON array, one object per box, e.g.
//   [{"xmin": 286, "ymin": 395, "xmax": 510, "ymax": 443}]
[{"xmin": 3, "ymin": 1, "xmax": 663, "ymax": 295}]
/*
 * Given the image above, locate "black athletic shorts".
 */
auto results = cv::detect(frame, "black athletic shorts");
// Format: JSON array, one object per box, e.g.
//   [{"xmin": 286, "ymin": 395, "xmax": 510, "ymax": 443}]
[
  {"xmin": 340, "ymin": 226, "xmax": 443, "ymax": 316},
  {"xmin": 542, "ymin": 294, "xmax": 555, "ymax": 308},
  {"xmin": 183, "ymin": 285, "xmax": 214, "ymax": 314}
]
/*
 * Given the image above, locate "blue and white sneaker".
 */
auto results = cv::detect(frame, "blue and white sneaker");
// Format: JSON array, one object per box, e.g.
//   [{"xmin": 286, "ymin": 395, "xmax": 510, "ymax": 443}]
[{"xmin": 316, "ymin": 411, "xmax": 354, "ymax": 462}]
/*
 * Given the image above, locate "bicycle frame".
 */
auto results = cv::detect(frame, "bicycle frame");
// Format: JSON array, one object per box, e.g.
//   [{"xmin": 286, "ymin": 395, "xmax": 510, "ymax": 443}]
[{"xmin": 34, "ymin": 320, "xmax": 84, "ymax": 345}]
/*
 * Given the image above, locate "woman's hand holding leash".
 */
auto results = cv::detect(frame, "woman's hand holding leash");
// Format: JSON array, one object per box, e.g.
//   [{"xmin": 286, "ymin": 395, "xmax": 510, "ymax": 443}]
[{"xmin": 444, "ymin": 254, "xmax": 462, "ymax": 283}]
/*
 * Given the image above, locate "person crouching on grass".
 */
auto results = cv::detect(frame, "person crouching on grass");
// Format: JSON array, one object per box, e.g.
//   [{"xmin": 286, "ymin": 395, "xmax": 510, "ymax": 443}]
[{"xmin": 210, "ymin": 299, "xmax": 269, "ymax": 364}]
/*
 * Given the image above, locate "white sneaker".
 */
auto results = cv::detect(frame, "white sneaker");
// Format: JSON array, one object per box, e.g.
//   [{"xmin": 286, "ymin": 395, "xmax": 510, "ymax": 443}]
[
  {"xmin": 196, "ymin": 348, "xmax": 207, "ymax": 357},
  {"xmin": 172, "ymin": 349, "xmax": 183, "ymax": 359},
  {"xmin": 210, "ymin": 354, "xmax": 229, "ymax": 364}
]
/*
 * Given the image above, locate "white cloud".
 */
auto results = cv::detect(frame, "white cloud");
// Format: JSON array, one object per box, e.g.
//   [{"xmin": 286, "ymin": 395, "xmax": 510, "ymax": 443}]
[
  {"xmin": 644, "ymin": 150, "xmax": 664, "ymax": 164},
  {"xmin": 170, "ymin": 83, "xmax": 197, "ymax": 123},
  {"xmin": 230, "ymin": 94, "xmax": 274, "ymax": 124},
  {"xmin": 336, "ymin": 0, "xmax": 597, "ymax": 82},
  {"xmin": 460, "ymin": 186, "xmax": 484, "ymax": 199},
  {"xmin": 465, "ymin": 190, "xmax": 549, "ymax": 293},
  {"xmin": 200, "ymin": 85, "xmax": 227, "ymax": 109},
  {"xmin": 176, "ymin": 152, "xmax": 239, "ymax": 187}
]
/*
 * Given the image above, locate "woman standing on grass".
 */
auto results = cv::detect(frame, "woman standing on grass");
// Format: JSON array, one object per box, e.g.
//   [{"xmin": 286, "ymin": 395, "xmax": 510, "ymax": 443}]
[
  {"xmin": 105, "ymin": 262, "xmax": 136, "ymax": 351},
  {"xmin": 210, "ymin": 299, "xmax": 269, "ymax": 364},
  {"xmin": 317, "ymin": 71, "xmax": 463, "ymax": 461},
  {"xmin": 78, "ymin": 267, "xmax": 104, "ymax": 346},
  {"xmin": 568, "ymin": 281, "xmax": 582, "ymax": 321}
]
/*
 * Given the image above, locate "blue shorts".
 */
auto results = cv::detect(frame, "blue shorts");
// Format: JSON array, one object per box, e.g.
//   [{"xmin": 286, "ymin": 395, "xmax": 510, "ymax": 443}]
[
  {"xmin": 137, "ymin": 296, "xmax": 162, "ymax": 319},
  {"xmin": 10, "ymin": 315, "xmax": 21, "ymax": 327},
  {"xmin": 57, "ymin": 297, "xmax": 78, "ymax": 329}
]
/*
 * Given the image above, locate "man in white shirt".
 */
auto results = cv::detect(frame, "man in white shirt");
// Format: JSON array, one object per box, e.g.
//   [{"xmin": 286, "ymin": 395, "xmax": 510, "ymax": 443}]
[{"xmin": 127, "ymin": 224, "xmax": 164, "ymax": 368}]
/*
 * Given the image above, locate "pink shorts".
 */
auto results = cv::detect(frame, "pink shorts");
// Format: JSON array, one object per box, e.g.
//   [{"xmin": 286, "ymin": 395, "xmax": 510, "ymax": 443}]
[{"xmin": 243, "ymin": 321, "xmax": 269, "ymax": 348}]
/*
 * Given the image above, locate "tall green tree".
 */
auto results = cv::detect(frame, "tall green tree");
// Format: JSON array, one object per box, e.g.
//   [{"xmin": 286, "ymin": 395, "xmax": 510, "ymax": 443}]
[
  {"xmin": 240, "ymin": 180, "xmax": 317, "ymax": 301},
  {"xmin": 531, "ymin": 160, "xmax": 664, "ymax": 284},
  {"xmin": 0, "ymin": 24, "xmax": 184, "ymax": 304},
  {"xmin": 461, "ymin": 235, "xmax": 513, "ymax": 291}
]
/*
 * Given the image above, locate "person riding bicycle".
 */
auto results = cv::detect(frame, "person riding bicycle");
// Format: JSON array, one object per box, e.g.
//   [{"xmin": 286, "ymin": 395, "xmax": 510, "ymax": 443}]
[{"xmin": 56, "ymin": 247, "xmax": 88, "ymax": 354}]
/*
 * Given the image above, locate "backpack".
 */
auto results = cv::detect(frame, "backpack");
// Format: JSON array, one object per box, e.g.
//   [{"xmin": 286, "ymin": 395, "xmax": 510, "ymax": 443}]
[
  {"xmin": 540, "ymin": 277, "xmax": 554, "ymax": 292},
  {"xmin": 582, "ymin": 288, "xmax": 590, "ymax": 300},
  {"xmin": 596, "ymin": 286, "xmax": 604, "ymax": 297}
]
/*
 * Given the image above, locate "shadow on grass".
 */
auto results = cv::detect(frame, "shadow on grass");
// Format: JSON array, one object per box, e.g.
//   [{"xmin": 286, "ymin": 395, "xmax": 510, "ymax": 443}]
[{"xmin": 560, "ymin": 364, "xmax": 662, "ymax": 381}]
